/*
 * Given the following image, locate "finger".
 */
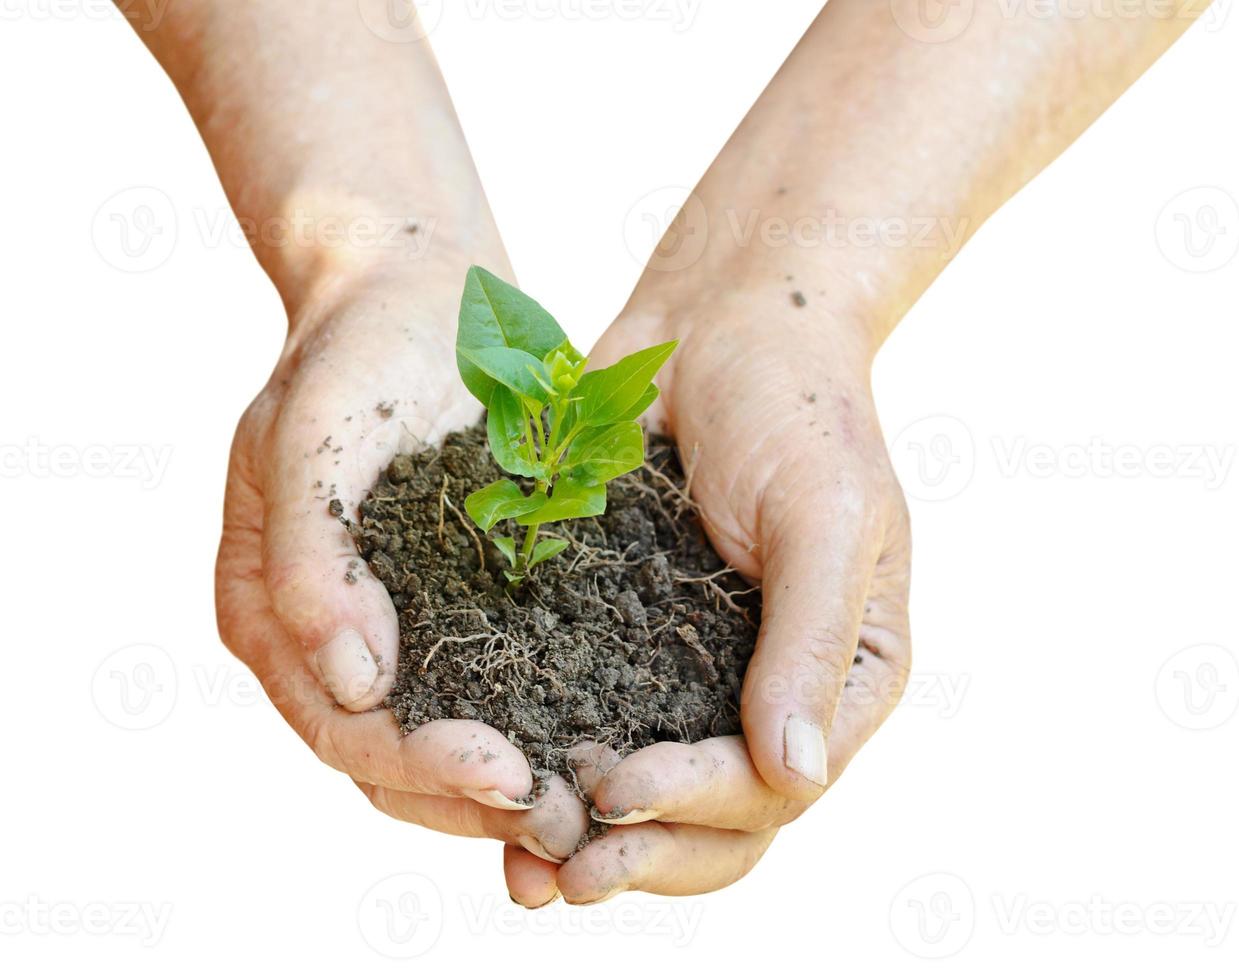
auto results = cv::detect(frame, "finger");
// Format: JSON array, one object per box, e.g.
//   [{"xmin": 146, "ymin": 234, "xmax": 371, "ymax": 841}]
[
  {"xmin": 359, "ymin": 774, "xmax": 590, "ymax": 862},
  {"xmin": 741, "ymin": 480, "xmax": 881, "ymax": 802},
  {"xmin": 821, "ymin": 509, "xmax": 913, "ymax": 785},
  {"xmin": 825, "ymin": 624, "xmax": 911, "ymax": 783},
  {"xmin": 219, "ymin": 565, "xmax": 535, "ymax": 804},
  {"xmin": 260, "ymin": 400, "xmax": 411, "ymax": 712},
  {"xmin": 310, "ymin": 711, "xmax": 537, "ymax": 807},
  {"xmin": 260, "ymin": 332, "xmax": 477, "ymax": 714},
  {"xmin": 504, "ymin": 846, "xmax": 561, "ymax": 909},
  {"xmin": 557, "ymin": 823, "xmax": 777, "ymax": 903},
  {"xmin": 591, "ymin": 736, "xmax": 806, "ymax": 832},
  {"xmin": 565, "ymin": 741, "xmax": 622, "ymax": 801}
]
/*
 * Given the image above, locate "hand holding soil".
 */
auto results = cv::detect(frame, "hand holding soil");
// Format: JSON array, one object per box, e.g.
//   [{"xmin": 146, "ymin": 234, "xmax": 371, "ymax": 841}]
[
  {"xmin": 215, "ymin": 270, "xmax": 593, "ymax": 871},
  {"xmin": 536, "ymin": 282, "xmax": 913, "ymax": 901},
  {"xmin": 129, "ymin": 0, "xmax": 1207, "ymax": 910}
]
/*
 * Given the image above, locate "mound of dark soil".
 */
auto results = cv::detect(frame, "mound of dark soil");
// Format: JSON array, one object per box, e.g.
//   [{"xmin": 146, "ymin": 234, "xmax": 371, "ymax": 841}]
[{"xmin": 340, "ymin": 422, "xmax": 760, "ymax": 789}]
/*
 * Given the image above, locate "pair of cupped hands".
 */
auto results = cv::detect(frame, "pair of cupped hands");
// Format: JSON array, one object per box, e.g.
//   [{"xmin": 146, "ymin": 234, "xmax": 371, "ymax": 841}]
[{"xmin": 216, "ymin": 253, "xmax": 912, "ymax": 906}]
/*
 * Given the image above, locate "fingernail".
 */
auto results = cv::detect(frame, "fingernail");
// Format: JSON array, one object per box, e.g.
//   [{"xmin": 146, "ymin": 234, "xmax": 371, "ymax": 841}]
[
  {"xmin": 517, "ymin": 889, "xmax": 561, "ymax": 910},
  {"xmin": 464, "ymin": 788, "xmax": 535, "ymax": 811},
  {"xmin": 576, "ymin": 888, "xmax": 621, "ymax": 907},
  {"xmin": 314, "ymin": 629, "xmax": 378, "ymax": 707},
  {"xmin": 518, "ymin": 835, "xmax": 564, "ymax": 864},
  {"xmin": 590, "ymin": 806, "xmax": 659, "ymax": 826},
  {"xmin": 784, "ymin": 716, "xmax": 828, "ymax": 787}
]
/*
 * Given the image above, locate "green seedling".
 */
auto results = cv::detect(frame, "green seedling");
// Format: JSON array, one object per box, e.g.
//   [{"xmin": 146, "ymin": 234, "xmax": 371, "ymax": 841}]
[{"xmin": 456, "ymin": 266, "xmax": 677, "ymax": 586}]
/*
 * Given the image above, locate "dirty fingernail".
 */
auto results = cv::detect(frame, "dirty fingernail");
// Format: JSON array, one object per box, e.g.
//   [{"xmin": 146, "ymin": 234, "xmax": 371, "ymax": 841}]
[
  {"xmin": 314, "ymin": 629, "xmax": 378, "ymax": 708},
  {"xmin": 513, "ymin": 888, "xmax": 560, "ymax": 909},
  {"xmin": 517, "ymin": 835, "xmax": 564, "ymax": 864},
  {"xmin": 575, "ymin": 888, "xmax": 622, "ymax": 907},
  {"xmin": 784, "ymin": 716, "xmax": 828, "ymax": 787},
  {"xmin": 464, "ymin": 788, "xmax": 535, "ymax": 811},
  {"xmin": 591, "ymin": 806, "xmax": 659, "ymax": 826}
]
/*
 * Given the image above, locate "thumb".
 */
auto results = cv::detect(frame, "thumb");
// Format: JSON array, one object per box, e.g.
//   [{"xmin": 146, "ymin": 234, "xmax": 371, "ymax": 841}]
[
  {"xmin": 261, "ymin": 409, "xmax": 444, "ymax": 712},
  {"xmin": 740, "ymin": 484, "xmax": 879, "ymax": 802}
]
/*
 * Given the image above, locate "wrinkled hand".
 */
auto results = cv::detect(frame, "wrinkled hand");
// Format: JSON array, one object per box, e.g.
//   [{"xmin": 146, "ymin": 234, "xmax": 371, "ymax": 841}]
[
  {"xmin": 215, "ymin": 267, "xmax": 588, "ymax": 890},
  {"xmin": 547, "ymin": 283, "xmax": 913, "ymax": 902}
]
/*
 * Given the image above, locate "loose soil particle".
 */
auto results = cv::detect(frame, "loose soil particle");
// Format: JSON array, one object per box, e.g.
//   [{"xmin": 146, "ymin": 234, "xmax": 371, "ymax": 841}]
[{"xmin": 340, "ymin": 421, "xmax": 760, "ymax": 790}]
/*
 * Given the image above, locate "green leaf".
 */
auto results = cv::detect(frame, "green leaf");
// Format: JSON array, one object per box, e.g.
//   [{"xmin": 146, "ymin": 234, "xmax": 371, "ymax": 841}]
[
  {"xmin": 516, "ymin": 478, "xmax": 606, "ymax": 526},
  {"xmin": 528, "ymin": 537, "xmax": 570, "ymax": 569},
  {"xmin": 563, "ymin": 421, "xmax": 644, "ymax": 486},
  {"xmin": 460, "ymin": 347, "xmax": 551, "ymax": 403},
  {"xmin": 487, "ymin": 388, "xmax": 543, "ymax": 478},
  {"xmin": 542, "ymin": 338, "xmax": 585, "ymax": 368},
  {"xmin": 492, "ymin": 535, "xmax": 517, "ymax": 567},
  {"xmin": 456, "ymin": 267, "xmax": 567, "ymax": 404},
  {"xmin": 574, "ymin": 341, "xmax": 678, "ymax": 427},
  {"xmin": 615, "ymin": 383, "xmax": 659, "ymax": 422},
  {"xmin": 543, "ymin": 340, "xmax": 587, "ymax": 394},
  {"xmin": 557, "ymin": 383, "xmax": 658, "ymax": 438},
  {"xmin": 465, "ymin": 479, "xmax": 548, "ymax": 533}
]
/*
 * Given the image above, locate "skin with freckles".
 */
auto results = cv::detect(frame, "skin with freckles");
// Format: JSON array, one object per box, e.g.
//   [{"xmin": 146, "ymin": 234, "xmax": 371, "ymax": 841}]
[
  {"xmin": 123, "ymin": 0, "xmax": 1213, "ymax": 905},
  {"xmin": 216, "ymin": 269, "xmax": 593, "ymax": 862},
  {"xmin": 546, "ymin": 0, "xmax": 1212, "ymax": 901}
]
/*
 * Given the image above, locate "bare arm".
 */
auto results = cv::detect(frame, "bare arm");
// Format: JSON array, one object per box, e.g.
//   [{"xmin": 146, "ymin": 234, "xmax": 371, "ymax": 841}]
[
  {"xmin": 123, "ymin": 0, "xmax": 574, "ymax": 910},
  {"xmin": 560, "ymin": 0, "xmax": 1215, "ymax": 902},
  {"xmin": 129, "ymin": 0, "xmax": 510, "ymax": 312},
  {"xmin": 633, "ymin": 0, "xmax": 1213, "ymax": 351}
]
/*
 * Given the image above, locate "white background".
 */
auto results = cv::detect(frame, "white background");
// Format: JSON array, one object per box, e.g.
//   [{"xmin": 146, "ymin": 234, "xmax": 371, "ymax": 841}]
[{"xmin": 2, "ymin": 0, "xmax": 1237, "ymax": 975}]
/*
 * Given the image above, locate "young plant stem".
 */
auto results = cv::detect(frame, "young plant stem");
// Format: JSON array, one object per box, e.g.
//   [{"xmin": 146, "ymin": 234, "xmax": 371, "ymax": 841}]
[
  {"xmin": 518, "ymin": 522, "xmax": 540, "ymax": 575},
  {"xmin": 513, "ymin": 475, "xmax": 551, "ymax": 581},
  {"xmin": 548, "ymin": 422, "xmax": 585, "ymax": 469}
]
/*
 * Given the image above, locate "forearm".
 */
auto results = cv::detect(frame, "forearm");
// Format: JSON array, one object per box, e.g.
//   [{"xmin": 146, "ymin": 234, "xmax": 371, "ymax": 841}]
[
  {"xmin": 628, "ymin": 0, "xmax": 1211, "ymax": 356},
  {"xmin": 125, "ymin": 0, "xmax": 509, "ymax": 316}
]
